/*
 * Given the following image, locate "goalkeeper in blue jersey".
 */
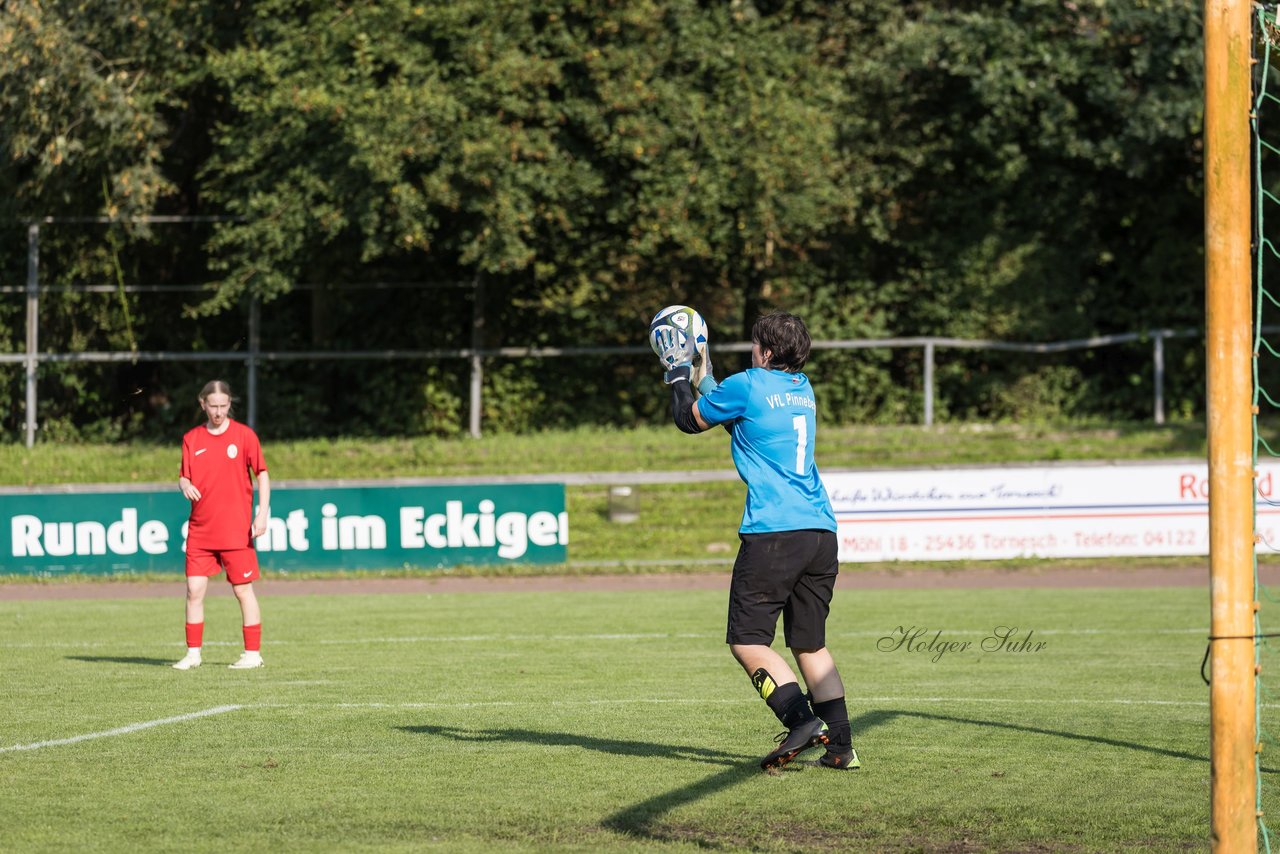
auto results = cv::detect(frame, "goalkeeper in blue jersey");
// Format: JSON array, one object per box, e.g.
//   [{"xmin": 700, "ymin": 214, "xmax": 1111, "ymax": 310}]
[{"xmin": 657, "ymin": 311, "xmax": 859, "ymax": 772}]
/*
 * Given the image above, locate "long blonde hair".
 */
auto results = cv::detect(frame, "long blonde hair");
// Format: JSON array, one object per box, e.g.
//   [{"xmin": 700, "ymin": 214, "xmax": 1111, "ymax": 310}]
[{"xmin": 197, "ymin": 380, "xmax": 234, "ymax": 417}]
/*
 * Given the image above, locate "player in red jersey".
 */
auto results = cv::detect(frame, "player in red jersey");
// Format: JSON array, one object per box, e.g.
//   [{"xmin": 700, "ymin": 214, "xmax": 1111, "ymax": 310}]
[{"xmin": 172, "ymin": 380, "xmax": 271, "ymax": 670}]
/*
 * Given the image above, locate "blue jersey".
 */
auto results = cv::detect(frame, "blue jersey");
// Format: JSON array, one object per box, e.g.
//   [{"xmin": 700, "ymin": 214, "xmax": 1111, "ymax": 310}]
[{"xmin": 696, "ymin": 368, "xmax": 837, "ymax": 534}]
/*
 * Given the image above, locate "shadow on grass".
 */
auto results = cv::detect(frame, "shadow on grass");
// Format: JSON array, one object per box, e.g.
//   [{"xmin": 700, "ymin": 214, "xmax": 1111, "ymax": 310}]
[
  {"xmin": 401, "ymin": 706, "xmax": 1222, "ymax": 846},
  {"xmin": 401, "ymin": 723, "xmax": 761, "ymax": 845},
  {"xmin": 399, "ymin": 724, "xmax": 750, "ymax": 767},
  {"xmin": 896, "ymin": 709, "xmax": 1208, "ymax": 764},
  {"xmin": 901, "ymin": 709, "xmax": 1280, "ymax": 775},
  {"xmin": 66, "ymin": 655, "xmax": 173, "ymax": 667}
]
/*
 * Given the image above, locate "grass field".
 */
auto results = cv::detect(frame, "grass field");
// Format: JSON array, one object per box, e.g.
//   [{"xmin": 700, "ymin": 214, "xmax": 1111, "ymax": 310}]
[
  {"xmin": 0, "ymin": 583, "xmax": 1250, "ymax": 852},
  {"xmin": 0, "ymin": 422, "xmax": 1215, "ymax": 487}
]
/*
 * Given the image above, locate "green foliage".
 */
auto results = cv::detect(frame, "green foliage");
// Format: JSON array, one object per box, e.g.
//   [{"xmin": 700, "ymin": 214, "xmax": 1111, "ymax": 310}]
[
  {"xmin": 0, "ymin": 0, "xmax": 177, "ymax": 221},
  {"xmin": 0, "ymin": 1, "xmax": 1211, "ymax": 439},
  {"xmin": 983, "ymin": 364, "xmax": 1091, "ymax": 423}
]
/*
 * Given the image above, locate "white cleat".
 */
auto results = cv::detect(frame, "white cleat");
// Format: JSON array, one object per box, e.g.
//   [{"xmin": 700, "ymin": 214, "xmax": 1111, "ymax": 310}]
[
  {"xmin": 228, "ymin": 651, "xmax": 264, "ymax": 670},
  {"xmin": 172, "ymin": 652, "xmax": 202, "ymax": 671}
]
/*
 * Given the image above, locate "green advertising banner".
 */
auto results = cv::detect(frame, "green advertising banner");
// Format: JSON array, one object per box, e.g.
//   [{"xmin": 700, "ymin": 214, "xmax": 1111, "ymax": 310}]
[{"xmin": 0, "ymin": 483, "xmax": 566, "ymax": 575}]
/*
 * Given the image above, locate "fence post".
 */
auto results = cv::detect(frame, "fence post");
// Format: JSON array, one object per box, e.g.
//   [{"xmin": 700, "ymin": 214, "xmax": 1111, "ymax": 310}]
[
  {"xmin": 24, "ymin": 224, "xmax": 39, "ymax": 449},
  {"xmin": 923, "ymin": 340, "xmax": 935, "ymax": 427},
  {"xmin": 247, "ymin": 295, "xmax": 260, "ymax": 430},
  {"xmin": 1153, "ymin": 331, "xmax": 1166, "ymax": 425},
  {"xmin": 468, "ymin": 273, "xmax": 484, "ymax": 438}
]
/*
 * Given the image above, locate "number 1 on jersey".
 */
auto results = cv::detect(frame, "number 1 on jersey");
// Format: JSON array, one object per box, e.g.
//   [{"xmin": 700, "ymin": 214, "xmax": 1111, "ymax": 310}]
[{"xmin": 792, "ymin": 415, "xmax": 807, "ymax": 474}]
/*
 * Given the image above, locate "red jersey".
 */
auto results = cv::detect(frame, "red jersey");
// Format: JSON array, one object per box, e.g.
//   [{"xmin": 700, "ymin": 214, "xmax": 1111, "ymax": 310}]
[{"xmin": 180, "ymin": 419, "xmax": 267, "ymax": 550}]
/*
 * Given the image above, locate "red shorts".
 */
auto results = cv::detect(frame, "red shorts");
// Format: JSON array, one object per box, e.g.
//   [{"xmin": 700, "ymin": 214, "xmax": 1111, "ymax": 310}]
[{"xmin": 185, "ymin": 546, "xmax": 260, "ymax": 584}]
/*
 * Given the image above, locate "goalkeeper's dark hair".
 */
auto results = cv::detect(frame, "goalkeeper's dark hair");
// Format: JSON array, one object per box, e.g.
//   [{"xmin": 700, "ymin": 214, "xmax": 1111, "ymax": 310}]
[{"xmin": 752, "ymin": 312, "xmax": 811, "ymax": 372}]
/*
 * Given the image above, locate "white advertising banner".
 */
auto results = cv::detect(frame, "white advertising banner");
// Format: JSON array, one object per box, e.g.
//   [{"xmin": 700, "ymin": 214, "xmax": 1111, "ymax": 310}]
[{"xmin": 824, "ymin": 462, "xmax": 1280, "ymax": 562}]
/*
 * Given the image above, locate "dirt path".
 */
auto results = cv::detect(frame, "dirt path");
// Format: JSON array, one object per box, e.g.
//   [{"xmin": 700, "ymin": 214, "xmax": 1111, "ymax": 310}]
[{"xmin": 0, "ymin": 563, "xmax": 1259, "ymax": 601}]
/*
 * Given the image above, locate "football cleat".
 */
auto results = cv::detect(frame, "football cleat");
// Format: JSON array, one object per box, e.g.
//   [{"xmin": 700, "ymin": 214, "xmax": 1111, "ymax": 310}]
[
  {"xmin": 760, "ymin": 717, "xmax": 829, "ymax": 771},
  {"xmin": 172, "ymin": 651, "xmax": 202, "ymax": 671},
  {"xmin": 228, "ymin": 651, "xmax": 265, "ymax": 670},
  {"xmin": 815, "ymin": 746, "xmax": 862, "ymax": 770}
]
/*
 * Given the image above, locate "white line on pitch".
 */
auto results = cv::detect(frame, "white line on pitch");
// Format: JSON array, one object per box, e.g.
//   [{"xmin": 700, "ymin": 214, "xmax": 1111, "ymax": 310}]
[
  {"xmin": 300, "ymin": 696, "xmax": 1212, "ymax": 710},
  {"xmin": 299, "ymin": 628, "xmax": 1207, "ymax": 643},
  {"xmin": 308, "ymin": 633, "xmax": 713, "ymax": 644},
  {"xmin": 326, "ymin": 698, "xmax": 744, "ymax": 709},
  {"xmin": 0, "ymin": 627, "xmax": 1213, "ymax": 650},
  {"xmin": 861, "ymin": 696, "xmax": 1212, "ymax": 708},
  {"xmin": 270, "ymin": 627, "xmax": 1208, "ymax": 645},
  {"xmin": 0, "ymin": 634, "xmax": 699, "ymax": 649},
  {"xmin": 0, "ymin": 697, "xmax": 1237, "ymax": 743},
  {"xmin": 0, "ymin": 705, "xmax": 244, "ymax": 754}
]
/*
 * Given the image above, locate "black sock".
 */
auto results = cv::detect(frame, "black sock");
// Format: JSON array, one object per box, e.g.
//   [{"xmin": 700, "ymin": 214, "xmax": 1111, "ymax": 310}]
[
  {"xmin": 765, "ymin": 682, "xmax": 815, "ymax": 729},
  {"xmin": 812, "ymin": 695, "xmax": 851, "ymax": 749}
]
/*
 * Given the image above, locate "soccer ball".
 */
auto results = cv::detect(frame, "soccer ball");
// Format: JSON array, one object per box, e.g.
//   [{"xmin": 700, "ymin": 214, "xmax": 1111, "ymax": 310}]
[{"xmin": 649, "ymin": 305, "xmax": 708, "ymax": 368}]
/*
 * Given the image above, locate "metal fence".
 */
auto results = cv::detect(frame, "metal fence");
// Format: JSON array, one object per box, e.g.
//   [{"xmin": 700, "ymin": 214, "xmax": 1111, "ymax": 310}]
[{"xmin": 5, "ymin": 217, "xmax": 1201, "ymax": 446}]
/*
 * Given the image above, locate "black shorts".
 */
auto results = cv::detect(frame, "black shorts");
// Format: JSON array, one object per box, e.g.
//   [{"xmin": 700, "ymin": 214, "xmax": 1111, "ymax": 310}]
[{"xmin": 726, "ymin": 529, "xmax": 838, "ymax": 648}]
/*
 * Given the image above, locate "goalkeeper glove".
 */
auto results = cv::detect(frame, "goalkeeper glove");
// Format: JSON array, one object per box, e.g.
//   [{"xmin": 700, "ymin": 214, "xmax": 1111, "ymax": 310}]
[
  {"xmin": 654, "ymin": 326, "xmax": 694, "ymax": 384},
  {"xmin": 691, "ymin": 345, "xmax": 717, "ymax": 396}
]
